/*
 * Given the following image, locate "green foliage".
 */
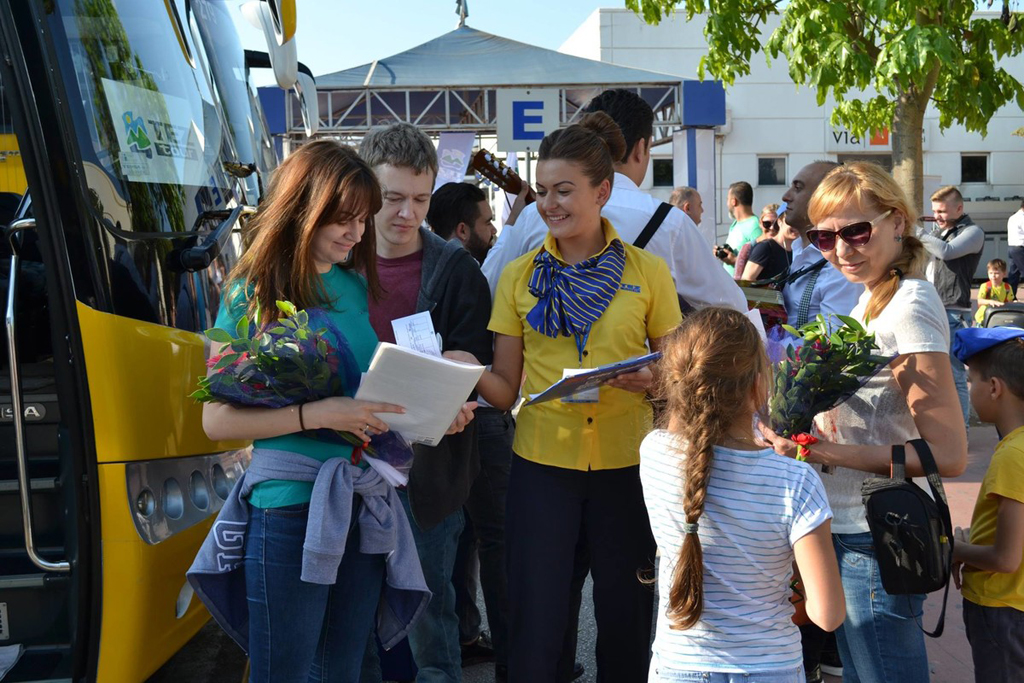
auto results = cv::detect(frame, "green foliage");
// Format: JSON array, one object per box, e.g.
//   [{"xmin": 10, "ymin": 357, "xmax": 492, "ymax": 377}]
[{"xmin": 627, "ymin": 0, "xmax": 1024, "ymax": 139}]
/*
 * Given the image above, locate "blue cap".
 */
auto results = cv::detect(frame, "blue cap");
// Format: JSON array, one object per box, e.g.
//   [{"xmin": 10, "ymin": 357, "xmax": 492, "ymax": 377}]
[
  {"xmin": 777, "ymin": 201, "xmax": 788, "ymax": 216},
  {"xmin": 953, "ymin": 326, "xmax": 1024, "ymax": 363}
]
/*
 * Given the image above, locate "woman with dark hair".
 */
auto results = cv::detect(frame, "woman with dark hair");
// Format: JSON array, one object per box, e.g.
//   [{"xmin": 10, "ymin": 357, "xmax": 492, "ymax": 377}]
[
  {"xmin": 448, "ymin": 112, "xmax": 682, "ymax": 681},
  {"xmin": 768, "ymin": 162, "xmax": 968, "ymax": 683},
  {"xmin": 194, "ymin": 140, "xmax": 422, "ymax": 683}
]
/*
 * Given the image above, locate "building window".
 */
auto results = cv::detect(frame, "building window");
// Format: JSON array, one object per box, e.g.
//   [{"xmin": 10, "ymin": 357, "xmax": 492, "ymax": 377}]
[
  {"xmin": 961, "ymin": 154, "xmax": 988, "ymax": 184},
  {"xmin": 652, "ymin": 159, "xmax": 673, "ymax": 187},
  {"xmin": 758, "ymin": 157, "xmax": 786, "ymax": 186}
]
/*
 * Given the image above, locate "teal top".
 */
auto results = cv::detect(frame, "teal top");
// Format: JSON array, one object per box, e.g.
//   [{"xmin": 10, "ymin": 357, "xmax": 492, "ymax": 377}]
[
  {"xmin": 724, "ymin": 216, "xmax": 763, "ymax": 275},
  {"xmin": 213, "ymin": 266, "xmax": 378, "ymax": 508}
]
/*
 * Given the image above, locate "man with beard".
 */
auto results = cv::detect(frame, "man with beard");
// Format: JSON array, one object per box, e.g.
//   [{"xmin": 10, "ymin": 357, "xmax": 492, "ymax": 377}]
[
  {"xmin": 429, "ymin": 182, "xmax": 497, "ymax": 264},
  {"xmin": 428, "ymin": 180, "xmax": 513, "ymax": 682}
]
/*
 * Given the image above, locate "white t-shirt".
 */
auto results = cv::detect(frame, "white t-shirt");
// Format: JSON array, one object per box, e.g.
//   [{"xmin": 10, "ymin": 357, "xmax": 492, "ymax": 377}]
[
  {"xmin": 639, "ymin": 430, "xmax": 832, "ymax": 676},
  {"xmin": 1009, "ymin": 209, "xmax": 1024, "ymax": 248},
  {"xmin": 815, "ymin": 278, "xmax": 949, "ymax": 534}
]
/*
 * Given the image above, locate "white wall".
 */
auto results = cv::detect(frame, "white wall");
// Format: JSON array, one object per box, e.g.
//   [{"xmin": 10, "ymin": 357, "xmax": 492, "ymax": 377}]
[{"xmin": 560, "ymin": 9, "xmax": 1024, "ymax": 246}]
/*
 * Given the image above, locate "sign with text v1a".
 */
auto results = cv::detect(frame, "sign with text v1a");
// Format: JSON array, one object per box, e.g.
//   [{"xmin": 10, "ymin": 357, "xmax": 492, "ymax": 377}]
[{"xmin": 497, "ymin": 89, "xmax": 559, "ymax": 153}]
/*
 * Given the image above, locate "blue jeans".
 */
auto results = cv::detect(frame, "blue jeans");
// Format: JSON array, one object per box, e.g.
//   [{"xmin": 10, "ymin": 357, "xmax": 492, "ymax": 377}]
[
  {"xmin": 946, "ymin": 309, "xmax": 970, "ymax": 426},
  {"xmin": 453, "ymin": 408, "xmax": 512, "ymax": 666},
  {"xmin": 1008, "ymin": 245, "xmax": 1024, "ymax": 296},
  {"xmin": 365, "ymin": 491, "xmax": 464, "ymax": 683},
  {"xmin": 832, "ymin": 532, "xmax": 929, "ymax": 683},
  {"xmin": 649, "ymin": 657, "xmax": 803, "ymax": 683},
  {"xmin": 245, "ymin": 501, "xmax": 386, "ymax": 683}
]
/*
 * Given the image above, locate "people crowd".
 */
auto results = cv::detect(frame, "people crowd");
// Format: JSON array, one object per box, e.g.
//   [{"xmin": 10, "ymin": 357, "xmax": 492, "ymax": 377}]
[{"xmin": 190, "ymin": 88, "xmax": 1024, "ymax": 683}]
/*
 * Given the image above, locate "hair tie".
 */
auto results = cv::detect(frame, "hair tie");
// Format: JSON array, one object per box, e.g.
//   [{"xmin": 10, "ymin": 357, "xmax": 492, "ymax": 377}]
[
  {"xmin": 682, "ymin": 522, "xmax": 699, "ymax": 535},
  {"xmin": 890, "ymin": 267, "xmax": 904, "ymax": 279}
]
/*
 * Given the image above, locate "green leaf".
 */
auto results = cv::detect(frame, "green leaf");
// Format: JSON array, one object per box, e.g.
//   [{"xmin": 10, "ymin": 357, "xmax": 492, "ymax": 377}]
[
  {"xmin": 276, "ymin": 300, "xmax": 298, "ymax": 317},
  {"xmin": 205, "ymin": 328, "xmax": 233, "ymax": 343},
  {"xmin": 212, "ymin": 353, "xmax": 241, "ymax": 370},
  {"xmin": 236, "ymin": 316, "xmax": 249, "ymax": 340}
]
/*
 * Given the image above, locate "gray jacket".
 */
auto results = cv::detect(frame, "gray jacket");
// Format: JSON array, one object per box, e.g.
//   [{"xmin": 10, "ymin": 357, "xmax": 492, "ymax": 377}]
[
  {"xmin": 186, "ymin": 448, "xmax": 430, "ymax": 651},
  {"xmin": 921, "ymin": 214, "xmax": 984, "ymax": 309}
]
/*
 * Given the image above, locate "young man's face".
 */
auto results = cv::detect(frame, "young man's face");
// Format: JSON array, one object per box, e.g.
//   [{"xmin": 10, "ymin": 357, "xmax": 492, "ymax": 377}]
[
  {"xmin": 931, "ymin": 198, "xmax": 963, "ymax": 230},
  {"xmin": 374, "ymin": 164, "xmax": 434, "ymax": 258},
  {"xmin": 989, "ymin": 267, "xmax": 1006, "ymax": 286}
]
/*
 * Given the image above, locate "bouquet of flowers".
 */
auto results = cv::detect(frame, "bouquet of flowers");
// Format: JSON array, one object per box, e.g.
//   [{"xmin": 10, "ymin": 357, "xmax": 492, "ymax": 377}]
[
  {"xmin": 190, "ymin": 300, "xmax": 414, "ymax": 483},
  {"xmin": 766, "ymin": 314, "xmax": 893, "ymax": 465}
]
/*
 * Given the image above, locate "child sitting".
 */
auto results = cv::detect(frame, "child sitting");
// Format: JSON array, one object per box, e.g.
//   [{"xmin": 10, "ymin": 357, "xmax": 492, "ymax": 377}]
[
  {"xmin": 975, "ymin": 259, "xmax": 1016, "ymax": 326},
  {"xmin": 640, "ymin": 307, "xmax": 845, "ymax": 682},
  {"xmin": 951, "ymin": 326, "xmax": 1024, "ymax": 683}
]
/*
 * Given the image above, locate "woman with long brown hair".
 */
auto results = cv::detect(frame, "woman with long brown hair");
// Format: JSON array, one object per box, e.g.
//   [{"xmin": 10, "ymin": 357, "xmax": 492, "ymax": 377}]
[
  {"xmin": 769, "ymin": 162, "xmax": 968, "ymax": 682},
  {"xmin": 195, "ymin": 140, "xmax": 419, "ymax": 683},
  {"xmin": 641, "ymin": 307, "xmax": 844, "ymax": 682}
]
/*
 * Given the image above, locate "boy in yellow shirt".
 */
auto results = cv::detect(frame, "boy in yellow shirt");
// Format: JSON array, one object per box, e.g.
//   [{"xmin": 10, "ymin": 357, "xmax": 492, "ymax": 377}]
[
  {"xmin": 951, "ymin": 326, "xmax": 1024, "ymax": 683},
  {"xmin": 975, "ymin": 258, "xmax": 1016, "ymax": 326}
]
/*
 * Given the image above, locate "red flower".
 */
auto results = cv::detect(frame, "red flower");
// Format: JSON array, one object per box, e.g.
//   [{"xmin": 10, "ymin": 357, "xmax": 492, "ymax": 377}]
[{"xmin": 792, "ymin": 433, "xmax": 818, "ymax": 462}]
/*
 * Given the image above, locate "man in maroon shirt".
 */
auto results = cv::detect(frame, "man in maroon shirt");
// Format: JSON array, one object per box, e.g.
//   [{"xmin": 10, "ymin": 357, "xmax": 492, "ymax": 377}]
[{"xmin": 359, "ymin": 123, "xmax": 493, "ymax": 683}]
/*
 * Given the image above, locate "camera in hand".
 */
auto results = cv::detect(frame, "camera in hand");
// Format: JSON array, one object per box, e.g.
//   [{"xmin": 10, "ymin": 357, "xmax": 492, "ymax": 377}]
[{"xmin": 714, "ymin": 244, "xmax": 734, "ymax": 261}]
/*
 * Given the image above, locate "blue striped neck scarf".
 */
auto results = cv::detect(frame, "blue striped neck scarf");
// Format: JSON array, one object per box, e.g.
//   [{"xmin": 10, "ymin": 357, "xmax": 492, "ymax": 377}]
[{"xmin": 526, "ymin": 237, "xmax": 626, "ymax": 363}]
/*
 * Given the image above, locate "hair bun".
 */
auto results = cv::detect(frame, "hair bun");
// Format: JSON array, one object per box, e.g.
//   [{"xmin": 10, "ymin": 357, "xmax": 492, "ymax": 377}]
[{"xmin": 579, "ymin": 111, "xmax": 627, "ymax": 163}]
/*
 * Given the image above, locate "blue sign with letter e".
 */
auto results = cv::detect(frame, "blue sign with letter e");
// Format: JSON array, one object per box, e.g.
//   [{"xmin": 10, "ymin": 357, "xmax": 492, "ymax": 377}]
[{"xmin": 512, "ymin": 101, "xmax": 545, "ymax": 140}]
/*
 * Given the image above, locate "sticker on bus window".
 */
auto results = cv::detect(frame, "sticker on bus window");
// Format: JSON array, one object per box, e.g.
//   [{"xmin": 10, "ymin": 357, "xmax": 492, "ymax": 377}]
[{"xmin": 101, "ymin": 78, "xmax": 208, "ymax": 186}]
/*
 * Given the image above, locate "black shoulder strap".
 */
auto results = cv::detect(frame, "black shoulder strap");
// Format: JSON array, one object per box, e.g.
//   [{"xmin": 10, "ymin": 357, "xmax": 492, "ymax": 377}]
[
  {"xmin": 633, "ymin": 202, "xmax": 672, "ymax": 250},
  {"xmin": 908, "ymin": 438, "xmax": 954, "ymax": 638}
]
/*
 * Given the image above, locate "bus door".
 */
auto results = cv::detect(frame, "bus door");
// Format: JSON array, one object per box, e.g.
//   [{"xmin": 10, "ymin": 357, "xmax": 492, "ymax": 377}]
[{"xmin": 0, "ymin": 0, "xmax": 257, "ymax": 680}]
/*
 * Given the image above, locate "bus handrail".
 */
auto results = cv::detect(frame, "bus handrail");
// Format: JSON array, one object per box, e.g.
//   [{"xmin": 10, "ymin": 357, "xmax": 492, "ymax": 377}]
[
  {"xmin": 5, "ymin": 217, "xmax": 70, "ymax": 573},
  {"xmin": 172, "ymin": 204, "xmax": 257, "ymax": 272}
]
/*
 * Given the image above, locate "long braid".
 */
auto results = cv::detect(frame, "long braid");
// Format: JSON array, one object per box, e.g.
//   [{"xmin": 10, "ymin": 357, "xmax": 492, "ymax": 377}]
[{"xmin": 656, "ymin": 307, "xmax": 769, "ymax": 630}]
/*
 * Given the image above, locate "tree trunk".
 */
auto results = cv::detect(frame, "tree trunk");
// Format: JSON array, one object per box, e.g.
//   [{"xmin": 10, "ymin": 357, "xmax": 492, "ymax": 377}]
[{"xmin": 891, "ymin": 64, "xmax": 940, "ymax": 218}]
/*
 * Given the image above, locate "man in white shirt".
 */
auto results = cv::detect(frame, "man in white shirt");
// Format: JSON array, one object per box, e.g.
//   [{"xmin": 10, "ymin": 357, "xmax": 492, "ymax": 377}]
[
  {"xmin": 780, "ymin": 161, "xmax": 864, "ymax": 328},
  {"xmin": 482, "ymin": 89, "xmax": 745, "ymax": 314},
  {"xmin": 669, "ymin": 186, "xmax": 703, "ymax": 227},
  {"xmin": 1008, "ymin": 200, "xmax": 1024, "ymax": 295}
]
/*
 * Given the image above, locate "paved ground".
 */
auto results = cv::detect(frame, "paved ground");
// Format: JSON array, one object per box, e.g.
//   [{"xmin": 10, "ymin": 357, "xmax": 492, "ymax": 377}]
[{"xmin": 150, "ymin": 424, "xmax": 997, "ymax": 682}]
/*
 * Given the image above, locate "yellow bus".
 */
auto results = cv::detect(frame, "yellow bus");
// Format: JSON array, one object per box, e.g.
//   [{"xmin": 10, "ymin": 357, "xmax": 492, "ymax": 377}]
[{"xmin": 0, "ymin": 0, "xmax": 300, "ymax": 680}]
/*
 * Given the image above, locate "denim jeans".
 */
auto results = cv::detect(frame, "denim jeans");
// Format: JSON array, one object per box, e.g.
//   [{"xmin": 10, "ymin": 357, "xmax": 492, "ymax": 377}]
[
  {"xmin": 244, "ymin": 501, "xmax": 386, "ymax": 683},
  {"xmin": 385, "ymin": 490, "xmax": 464, "ymax": 683},
  {"xmin": 832, "ymin": 532, "xmax": 929, "ymax": 683},
  {"xmin": 1008, "ymin": 245, "xmax": 1024, "ymax": 296},
  {"xmin": 946, "ymin": 309, "xmax": 971, "ymax": 426},
  {"xmin": 649, "ymin": 655, "xmax": 803, "ymax": 683},
  {"xmin": 453, "ymin": 408, "xmax": 512, "ymax": 666}
]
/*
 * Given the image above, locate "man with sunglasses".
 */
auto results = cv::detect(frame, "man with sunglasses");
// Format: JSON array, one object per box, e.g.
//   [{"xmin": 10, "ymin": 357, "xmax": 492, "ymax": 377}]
[
  {"xmin": 780, "ymin": 161, "xmax": 864, "ymax": 331},
  {"xmin": 921, "ymin": 185, "xmax": 984, "ymax": 428}
]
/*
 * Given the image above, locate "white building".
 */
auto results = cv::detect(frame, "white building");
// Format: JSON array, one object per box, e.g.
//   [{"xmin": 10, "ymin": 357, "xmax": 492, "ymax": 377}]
[{"xmin": 560, "ymin": 9, "xmax": 1024, "ymax": 273}]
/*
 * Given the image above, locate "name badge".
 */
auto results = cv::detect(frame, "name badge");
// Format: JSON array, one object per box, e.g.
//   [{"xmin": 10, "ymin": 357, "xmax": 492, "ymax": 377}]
[{"xmin": 560, "ymin": 368, "xmax": 600, "ymax": 403}]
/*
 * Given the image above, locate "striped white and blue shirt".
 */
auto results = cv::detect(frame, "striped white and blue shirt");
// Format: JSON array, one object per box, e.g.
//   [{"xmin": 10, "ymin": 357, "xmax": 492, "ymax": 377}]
[{"xmin": 640, "ymin": 430, "xmax": 832, "ymax": 676}]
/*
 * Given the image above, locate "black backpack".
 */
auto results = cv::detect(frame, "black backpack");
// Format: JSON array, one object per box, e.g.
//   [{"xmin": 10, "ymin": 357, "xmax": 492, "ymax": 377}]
[{"xmin": 860, "ymin": 438, "xmax": 953, "ymax": 637}]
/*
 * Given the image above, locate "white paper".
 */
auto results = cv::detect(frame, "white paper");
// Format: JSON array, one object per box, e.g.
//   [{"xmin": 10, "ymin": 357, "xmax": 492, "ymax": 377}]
[
  {"xmin": 745, "ymin": 307, "xmax": 768, "ymax": 344},
  {"xmin": 363, "ymin": 455, "xmax": 408, "ymax": 487},
  {"xmin": 391, "ymin": 311, "xmax": 442, "ymax": 358},
  {"xmin": 354, "ymin": 343, "xmax": 484, "ymax": 446}
]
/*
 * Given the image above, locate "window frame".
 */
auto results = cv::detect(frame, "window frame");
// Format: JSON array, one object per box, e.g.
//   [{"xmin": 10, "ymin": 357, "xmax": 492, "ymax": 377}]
[
  {"xmin": 757, "ymin": 155, "xmax": 787, "ymax": 187},
  {"xmin": 960, "ymin": 153, "xmax": 989, "ymax": 185}
]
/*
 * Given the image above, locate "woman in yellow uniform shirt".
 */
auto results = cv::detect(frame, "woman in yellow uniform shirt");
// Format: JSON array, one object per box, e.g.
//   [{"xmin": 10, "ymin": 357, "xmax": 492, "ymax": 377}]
[{"xmin": 452, "ymin": 112, "xmax": 682, "ymax": 682}]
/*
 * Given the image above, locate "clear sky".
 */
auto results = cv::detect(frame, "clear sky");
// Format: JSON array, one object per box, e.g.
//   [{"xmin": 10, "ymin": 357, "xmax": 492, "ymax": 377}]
[{"xmin": 236, "ymin": 0, "xmax": 614, "ymax": 85}]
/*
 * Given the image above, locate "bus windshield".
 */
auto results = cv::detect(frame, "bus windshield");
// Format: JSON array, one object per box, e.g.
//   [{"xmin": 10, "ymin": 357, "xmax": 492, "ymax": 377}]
[{"xmin": 46, "ymin": 0, "xmax": 242, "ymax": 237}]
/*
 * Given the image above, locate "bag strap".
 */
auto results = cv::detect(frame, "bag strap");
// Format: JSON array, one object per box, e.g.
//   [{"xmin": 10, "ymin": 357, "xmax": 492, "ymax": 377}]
[
  {"xmin": 907, "ymin": 438, "xmax": 954, "ymax": 638},
  {"xmin": 890, "ymin": 443, "xmax": 907, "ymax": 481},
  {"xmin": 633, "ymin": 202, "xmax": 672, "ymax": 250}
]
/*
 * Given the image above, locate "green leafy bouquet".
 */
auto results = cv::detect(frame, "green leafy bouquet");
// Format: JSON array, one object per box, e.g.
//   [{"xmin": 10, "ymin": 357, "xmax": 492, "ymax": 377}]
[
  {"xmin": 767, "ymin": 314, "xmax": 893, "ymax": 464},
  {"xmin": 191, "ymin": 300, "xmax": 413, "ymax": 480}
]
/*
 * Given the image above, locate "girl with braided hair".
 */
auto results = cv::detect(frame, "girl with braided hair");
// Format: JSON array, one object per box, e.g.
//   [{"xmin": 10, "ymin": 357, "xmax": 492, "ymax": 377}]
[{"xmin": 640, "ymin": 307, "xmax": 844, "ymax": 682}]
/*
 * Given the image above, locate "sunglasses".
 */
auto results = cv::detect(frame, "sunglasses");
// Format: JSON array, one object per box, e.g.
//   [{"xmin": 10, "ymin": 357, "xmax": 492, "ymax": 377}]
[
  {"xmin": 806, "ymin": 210, "xmax": 893, "ymax": 251},
  {"xmin": 761, "ymin": 219, "xmax": 775, "ymax": 229}
]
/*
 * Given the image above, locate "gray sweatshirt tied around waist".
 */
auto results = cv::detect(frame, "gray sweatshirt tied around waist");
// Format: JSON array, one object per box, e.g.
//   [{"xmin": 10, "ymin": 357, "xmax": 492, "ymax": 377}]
[{"xmin": 186, "ymin": 448, "xmax": 430, "ymax": 651}]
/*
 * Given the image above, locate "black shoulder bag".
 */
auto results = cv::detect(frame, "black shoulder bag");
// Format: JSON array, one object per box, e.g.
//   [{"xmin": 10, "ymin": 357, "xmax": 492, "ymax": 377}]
[
  {"xmin": 861, "ymin": 438, "xmax": 953, "ymax": 637},
  {"xmin": 632, "ymin": 202, "xmax": 695, "ymax": 315}
]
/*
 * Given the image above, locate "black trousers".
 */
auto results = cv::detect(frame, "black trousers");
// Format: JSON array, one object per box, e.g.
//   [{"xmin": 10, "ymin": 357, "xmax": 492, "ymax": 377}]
[{"xmin": 506, "ymin": 454, "xmax": 656, "ymax": 683}]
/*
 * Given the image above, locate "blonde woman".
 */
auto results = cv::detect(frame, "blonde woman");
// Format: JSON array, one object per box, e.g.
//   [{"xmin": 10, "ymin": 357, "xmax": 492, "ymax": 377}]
[{"xmin": 768, "ymin": 162, "xmax": 968, "ymax": 683}]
